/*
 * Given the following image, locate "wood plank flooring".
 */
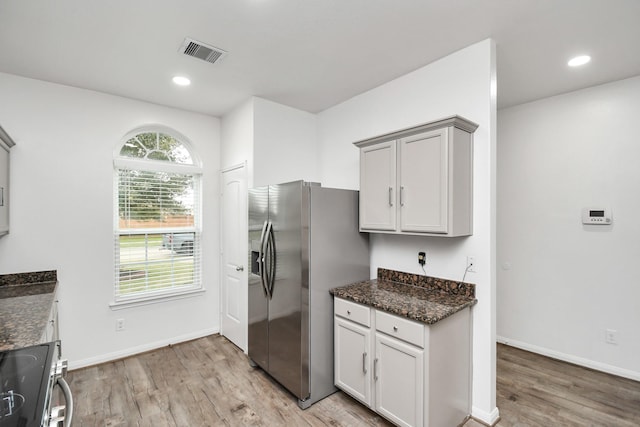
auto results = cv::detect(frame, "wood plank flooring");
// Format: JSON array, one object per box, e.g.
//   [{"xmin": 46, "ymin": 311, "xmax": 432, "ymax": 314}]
[
  {"xmin": 66, "ymin": 334, "xmax": 392, "ymax": 426},
  {"xmin": 65, "ymin": 336, "xmax": 640, "ymax": 426},
  {"xmin": 492, "ymin": 343, "xmax": 640, "ymax": 427}
]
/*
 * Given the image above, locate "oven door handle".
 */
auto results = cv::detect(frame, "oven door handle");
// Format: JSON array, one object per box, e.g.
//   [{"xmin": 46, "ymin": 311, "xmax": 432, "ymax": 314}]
[{"xmin": 55, "ymin": 377, "xmax": 73, "ymax": 427}]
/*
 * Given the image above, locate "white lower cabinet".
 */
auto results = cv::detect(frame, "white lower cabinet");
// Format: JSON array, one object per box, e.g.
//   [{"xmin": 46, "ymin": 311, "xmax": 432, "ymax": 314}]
[
  {"xmin": 0, "ymin": 125, "xmax": 15, "ymax": 236},
  {"xmin": 335, "ymin": 317, "xmax": 372, "ymax": 406},
  {"xmin": 0, "ymin": 139, "xmax": 11, "ymax": 235},
  {"xmin": 334, "ymin": 297, "xmax": 471, "ymax": 427},
  {"xmin": 375, "ymin": 332, "xmax": 424, "ymax": 427}
]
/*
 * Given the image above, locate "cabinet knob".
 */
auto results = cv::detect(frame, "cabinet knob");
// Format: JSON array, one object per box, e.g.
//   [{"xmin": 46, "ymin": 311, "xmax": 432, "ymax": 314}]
[
  {"xmin": 347, "ymin": 310, "xmax": 351, "ymax": 315},
  {"xmin": 393, "ymin": 326, "xmax": 398, "ymax": 332}
]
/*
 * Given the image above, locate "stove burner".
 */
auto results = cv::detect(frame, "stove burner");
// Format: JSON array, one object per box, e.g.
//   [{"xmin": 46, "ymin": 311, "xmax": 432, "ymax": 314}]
[
  {"xmin": 0, "ymin": 354, "xmax": 39, "ymax": 378},
  {"xmin": 0, "ymin": 391, "xmax": 25, "ymax": 419}
]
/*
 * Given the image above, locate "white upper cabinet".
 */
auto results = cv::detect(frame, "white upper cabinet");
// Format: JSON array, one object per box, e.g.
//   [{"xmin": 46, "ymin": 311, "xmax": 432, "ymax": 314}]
[
  {"xmin": 354, "ymin": 116, "xmax": 478, "ymax": 237},
  {"xmin": 0, "ymin": 125, "xmax": 15, "ymax": 237},
  {"xmin": 359, "ymin": 140, "xmax": 396, "ymax": 231}
]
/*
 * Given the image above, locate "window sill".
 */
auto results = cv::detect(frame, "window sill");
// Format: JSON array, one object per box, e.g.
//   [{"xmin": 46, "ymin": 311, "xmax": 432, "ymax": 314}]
[{"xmin": 109, "ymin": 288, "xmax": 205, "ymax": 310}]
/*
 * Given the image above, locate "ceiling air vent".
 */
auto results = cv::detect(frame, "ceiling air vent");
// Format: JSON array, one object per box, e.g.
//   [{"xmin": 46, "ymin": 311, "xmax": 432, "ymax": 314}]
[{"xmin": 179, "ymin": 37, "xmax": 227, "ymax": 65}]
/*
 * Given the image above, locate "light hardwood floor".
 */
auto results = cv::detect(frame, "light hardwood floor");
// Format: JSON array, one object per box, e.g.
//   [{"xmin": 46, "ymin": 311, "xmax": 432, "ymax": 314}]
[{"xmin": 65, "ymin": 336, "xmax": 640, "ymax": 426}]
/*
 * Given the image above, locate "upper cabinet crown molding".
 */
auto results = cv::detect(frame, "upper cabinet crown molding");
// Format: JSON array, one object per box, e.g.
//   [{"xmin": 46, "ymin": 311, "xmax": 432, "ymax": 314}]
[
  {"xmin": 353, "ymin": 115, "xmax": 478, "ymax": 149},
  {"xmin": 0, "ymin": 125, "xmax": 16, "ymax": 149},
  {"xmin": 354, "ymin": 115, "xmax": 477, "ymax": 237}
]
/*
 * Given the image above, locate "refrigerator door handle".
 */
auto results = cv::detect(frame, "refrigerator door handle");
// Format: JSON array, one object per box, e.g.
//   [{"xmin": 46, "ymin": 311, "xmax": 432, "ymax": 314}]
[
  {"xmin": 258, "ymin": 220, "xmax": 269, "ymax": 298},
  {"xmin": 267, "ymin": 222, "xmax": 276, "ymax": 299},
  {"xmin": 269, "ymin": 226, "xmax": 278, "ymax": 298}
]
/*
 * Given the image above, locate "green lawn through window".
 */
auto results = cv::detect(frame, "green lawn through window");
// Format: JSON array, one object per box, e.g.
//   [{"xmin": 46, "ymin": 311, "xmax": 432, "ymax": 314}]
[{"xmin": 118, "ymin": 233, "xmax": 195, "ymax": 296}]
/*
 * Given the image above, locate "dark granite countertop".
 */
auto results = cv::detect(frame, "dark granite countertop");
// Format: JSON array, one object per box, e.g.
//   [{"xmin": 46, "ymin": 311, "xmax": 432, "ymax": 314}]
[
  {"xmin": 330, "ymin": 268, "xmax": 477, "ymax": 325},
  {"xmin": 0, "ymin": 271, "xmax": 58, "ymax": 351}
]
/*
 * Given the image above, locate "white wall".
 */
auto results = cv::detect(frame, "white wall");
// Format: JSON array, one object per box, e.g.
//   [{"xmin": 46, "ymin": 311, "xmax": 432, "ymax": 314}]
[
  {"xmin": 497, "ymin": 75, "xmax": 640, "ymax": 380},
  {"xmin": 253, "ymin": 97, "xmax": 318, "ymax": 186},
  {"xmin": 0, "ymin": 72, "xmax": 221, "ymax": 369},
  {"xmin": 221, "ymin": 97, "xmax": 318, "ymax": 186},
  {"xmin": 221, "ymin": 97, "xmax": 254, "ymax": 181},
  {"xmin": 317, "ymin": 39, "xmax": 498, "ymax": 424}
]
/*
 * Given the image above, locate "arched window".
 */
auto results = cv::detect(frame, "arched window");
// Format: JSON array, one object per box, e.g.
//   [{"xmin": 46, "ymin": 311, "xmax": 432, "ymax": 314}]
[{"xmin": 113, "ymin": 127, "xmax": 202, "ymax": 304}]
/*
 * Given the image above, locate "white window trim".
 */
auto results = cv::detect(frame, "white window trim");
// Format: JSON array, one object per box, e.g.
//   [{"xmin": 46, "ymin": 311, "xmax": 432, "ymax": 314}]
[{"xmin": 109, "ymin": 288, "xmax": 206, "ymax": 310}]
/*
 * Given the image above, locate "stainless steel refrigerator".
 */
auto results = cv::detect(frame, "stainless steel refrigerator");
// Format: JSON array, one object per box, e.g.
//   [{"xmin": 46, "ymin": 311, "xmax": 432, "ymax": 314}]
[{"xmin": 248, "ymin": 180, "xmax": 369, "ymax": 409}]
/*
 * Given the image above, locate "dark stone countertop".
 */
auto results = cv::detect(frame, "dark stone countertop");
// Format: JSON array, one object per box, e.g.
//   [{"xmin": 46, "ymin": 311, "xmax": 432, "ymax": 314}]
[
  {"xmin": 330, "ymin": 268, "xmax": 477, "ymax": 325},
  {"xmin": 0, "ymin": 271, "xmax": 58, "ymax": 351}
]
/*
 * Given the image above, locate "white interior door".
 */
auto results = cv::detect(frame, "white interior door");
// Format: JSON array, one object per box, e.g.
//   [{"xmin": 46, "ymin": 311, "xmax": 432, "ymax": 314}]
[{"xmin": 221, "ymin": 163, "xmax": 248, "ymax": 351}]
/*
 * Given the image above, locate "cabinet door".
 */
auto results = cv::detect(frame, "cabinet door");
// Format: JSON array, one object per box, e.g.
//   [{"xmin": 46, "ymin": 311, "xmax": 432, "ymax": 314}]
[
  {"xmin": 0, "ymin": 145, "xmax": 9, "ymax": 235},
  {"xmin": 335, "ymin": 317, "xmax": 372, "ymax": 407},
  {"xmin": 359, "ymin": 141, "xmax": 396, "ymax": 231},
  {"xmin": 398, "ymin": 128, "xmax": 448, "ymax": 233},
  {"xmin": 375, "ymin": 333, "xmax": 424, "ymax": 427}
]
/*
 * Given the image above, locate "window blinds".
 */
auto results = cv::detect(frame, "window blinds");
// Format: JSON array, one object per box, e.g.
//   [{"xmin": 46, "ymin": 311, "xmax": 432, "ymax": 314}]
[{"xmin": 115, "ymin": 167, "xmax": 201, "ymax": 300}]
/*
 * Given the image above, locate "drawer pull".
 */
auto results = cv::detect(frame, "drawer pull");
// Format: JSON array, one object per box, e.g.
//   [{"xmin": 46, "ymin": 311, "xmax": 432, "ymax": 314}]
[
  {"xmin": 374, "ymin": 358, "xmax": 378, "ymax": 381},
  {"xmin": 347, "ymin": 310, "xmax": 351, "ymax": 315},
  {"xmin": 393, "ymin": 326, "xmax": 398, "ymax": 332}
]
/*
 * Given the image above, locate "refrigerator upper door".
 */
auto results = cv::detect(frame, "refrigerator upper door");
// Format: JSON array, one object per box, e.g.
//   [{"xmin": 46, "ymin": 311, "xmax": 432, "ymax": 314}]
[
  {"xmin": 267, "ymin": 181, "xmax": 307, "ymax": 400},
  {"xmin": 248, "ymin": 186, "xmax": 269, "ymax": 370}
]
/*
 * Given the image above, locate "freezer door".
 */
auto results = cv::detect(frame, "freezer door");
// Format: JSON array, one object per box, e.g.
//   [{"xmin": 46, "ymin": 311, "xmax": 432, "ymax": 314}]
[
  {"xmin": 248, "ymin": 186, "xmax": 269, "ymax": 370},
  {"xmin": 267, "ymin": 181, "xmax": 307, "ymax": 400}
]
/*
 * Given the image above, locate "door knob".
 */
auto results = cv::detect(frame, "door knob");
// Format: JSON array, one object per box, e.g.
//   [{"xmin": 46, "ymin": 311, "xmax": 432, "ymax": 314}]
[{"xmin": 236, "ymin": 265, "xmax": 244, "ymax": 271}]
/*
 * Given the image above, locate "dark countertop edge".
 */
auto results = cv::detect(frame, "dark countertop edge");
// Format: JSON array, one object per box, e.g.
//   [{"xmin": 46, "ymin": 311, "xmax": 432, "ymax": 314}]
[
  {"xmin": 0, "ymin": 270, "xmax": 58, "ymax": 287},
  {"xmin": 2, "ymin": 280, "xmax": 58, "ymax": 287},
  {"xmin": 0, "ymin": 281, "xmax": 58, "ymax": 299}
]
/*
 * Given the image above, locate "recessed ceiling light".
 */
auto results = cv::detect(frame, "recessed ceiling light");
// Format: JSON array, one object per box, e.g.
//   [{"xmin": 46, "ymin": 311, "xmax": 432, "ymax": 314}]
[
  {"xmin": 172, "ymin": 76, "xmax": 191, "ymax": 86},
  {"xmin": 568, "ymin": 55, "xmax": 591, "ymax": 67}
]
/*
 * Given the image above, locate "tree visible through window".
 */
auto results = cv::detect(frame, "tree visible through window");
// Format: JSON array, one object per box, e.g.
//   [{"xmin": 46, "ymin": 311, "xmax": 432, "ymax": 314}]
[{"xmin": 114, "ymin": 128, "xmax": 202, "ymax": 303}]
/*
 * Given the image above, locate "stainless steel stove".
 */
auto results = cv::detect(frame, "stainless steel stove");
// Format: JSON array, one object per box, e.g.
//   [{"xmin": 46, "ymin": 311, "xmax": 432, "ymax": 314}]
[{"xmin": 0, "ymin": 342, "xmax": 72, "ymax": 427}]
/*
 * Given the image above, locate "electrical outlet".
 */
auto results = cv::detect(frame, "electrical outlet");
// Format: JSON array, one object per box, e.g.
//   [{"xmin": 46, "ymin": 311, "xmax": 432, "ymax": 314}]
[
  {"xmin": 467, "ymin": 256, "xmax": 476, "ymax": 273},
  {"xmin": 605, "ymin": 329, "xmax": 617, "ymax": 345},
  {"xmin": 418, "ymin": 251, "xmax": 426, "ymax": 266},
  {"xmin": 116, "ymin": 318, "xmax": 125, "ymax": 332}
]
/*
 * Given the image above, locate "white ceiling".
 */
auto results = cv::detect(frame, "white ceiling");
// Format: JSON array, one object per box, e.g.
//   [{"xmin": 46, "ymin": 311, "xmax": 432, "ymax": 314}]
[{"xmin": 1, "ymin": 0, "xmax": 639, "ymax": 117}]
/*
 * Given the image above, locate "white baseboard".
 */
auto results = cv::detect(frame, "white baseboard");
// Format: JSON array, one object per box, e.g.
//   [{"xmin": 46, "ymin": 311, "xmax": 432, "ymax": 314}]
[
  {"xmin": 497, "ymin": 336, "xmax": 640, "ymax": 382},
  {"xmin": 68, "ymin": 327, "xmax": 219, "ymax": 370},
  {"xmin": 471, "ymin": 405, "xmax": 500, "ymax": 426}
]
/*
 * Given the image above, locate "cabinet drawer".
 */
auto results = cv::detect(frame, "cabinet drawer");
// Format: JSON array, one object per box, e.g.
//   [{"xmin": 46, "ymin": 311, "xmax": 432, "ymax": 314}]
[
  {"xmin": 375, "ymin": 310, "xmax": 424, "ymax": 348},
  {"xmin": 335, "ymin": 298, "xmax": 370, "ymax": 327}
]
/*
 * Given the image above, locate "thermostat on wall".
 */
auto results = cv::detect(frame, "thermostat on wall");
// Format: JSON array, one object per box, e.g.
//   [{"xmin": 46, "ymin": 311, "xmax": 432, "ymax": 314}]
[{"xmin": 582, "ymin": 208, "xmax": 612, "ymax": 225}]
